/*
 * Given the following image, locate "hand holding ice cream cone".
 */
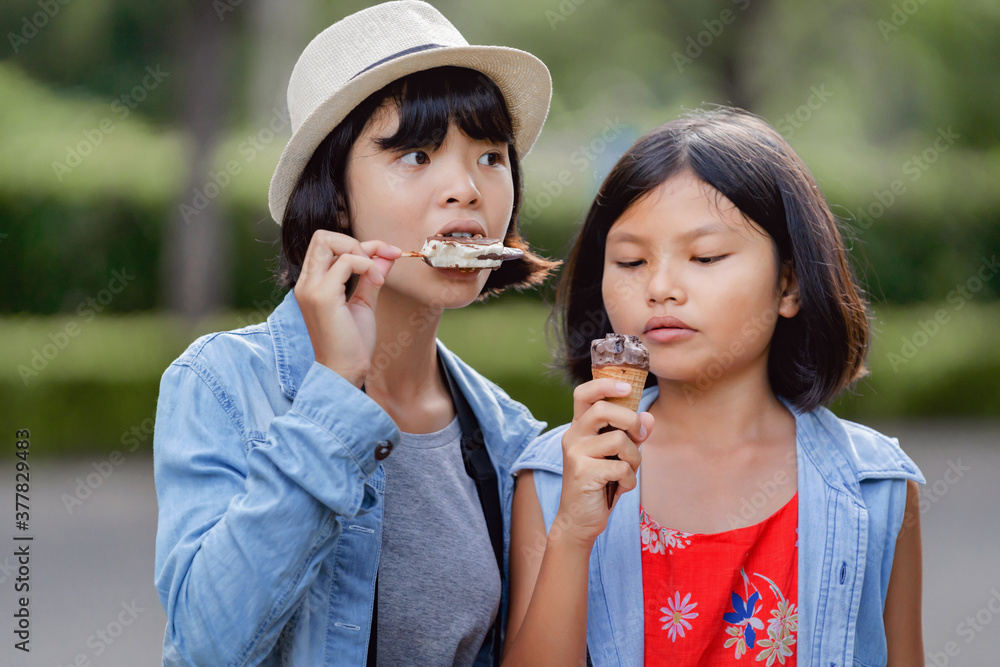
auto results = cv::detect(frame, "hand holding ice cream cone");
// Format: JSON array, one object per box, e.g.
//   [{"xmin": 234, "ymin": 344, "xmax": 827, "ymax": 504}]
[{"xmin": 591, "ymin": 334, "xmax": 649, "ymax": 509}]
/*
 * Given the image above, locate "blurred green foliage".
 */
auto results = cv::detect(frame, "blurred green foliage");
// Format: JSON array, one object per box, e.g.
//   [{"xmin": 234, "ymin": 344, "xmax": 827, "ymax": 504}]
[
  {"xmin": 2, "ymin": 0, "xmax": 999, "ymax": 312},
  {"xmin": 1, "ymin": 0, "xmax": 999, "ymax": 438}
]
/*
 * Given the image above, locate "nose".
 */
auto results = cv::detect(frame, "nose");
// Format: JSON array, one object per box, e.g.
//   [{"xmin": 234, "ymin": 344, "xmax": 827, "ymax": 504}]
[
  {"xmin": 647, "ymin": 260, "xmax": 685, "ymax": 304},
  {"xmin": 437, "ymin": 155, "xmax": 480, "ymax": 208}
]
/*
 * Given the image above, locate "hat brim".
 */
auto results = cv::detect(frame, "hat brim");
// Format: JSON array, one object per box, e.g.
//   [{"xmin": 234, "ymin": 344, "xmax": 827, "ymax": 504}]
[{"xmin": 268, "ymin": 44, "xmax": 551, "ymax": 224}]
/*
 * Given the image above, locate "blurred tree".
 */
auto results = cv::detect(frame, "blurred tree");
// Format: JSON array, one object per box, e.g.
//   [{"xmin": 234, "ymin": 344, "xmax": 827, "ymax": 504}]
[{"xmin": 160, "ymin": 1, "xmax": 235, "ymax": 318}]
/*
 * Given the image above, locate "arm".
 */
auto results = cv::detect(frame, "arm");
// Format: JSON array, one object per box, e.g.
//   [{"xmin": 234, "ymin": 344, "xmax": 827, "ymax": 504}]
[
  {"xmin": 884, "ymin": 479, "xmax": 924, "ymax": 665},
  {"xmin": 504, "ymin": 470, "xmax": 592, "ymax": 665},
  {"xmin": 156, "ymin": 232, "xmax": 401, "ymax": 665},
  {"xmin": 155, "ymin": 360, "xmax": 396, "ymax": 665},
  {"xmin": 502, "ymin": 380, "xmax": 653, "ymax": 666}
]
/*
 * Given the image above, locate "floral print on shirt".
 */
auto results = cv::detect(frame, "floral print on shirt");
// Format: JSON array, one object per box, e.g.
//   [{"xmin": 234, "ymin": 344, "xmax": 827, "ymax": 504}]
[{"xmin": 641, "ymin": 494, "xmax": 798, "ymax": 666}]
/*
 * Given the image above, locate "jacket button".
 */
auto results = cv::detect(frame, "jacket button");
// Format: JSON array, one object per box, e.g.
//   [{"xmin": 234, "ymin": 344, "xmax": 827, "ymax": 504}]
[{"xmin": 374, "ymin": 441, "xmax": 393, "ymax": 460}]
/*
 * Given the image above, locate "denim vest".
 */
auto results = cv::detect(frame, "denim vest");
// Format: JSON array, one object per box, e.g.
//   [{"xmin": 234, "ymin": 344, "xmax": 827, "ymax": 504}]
[
  {"xmin": 512, "ymin": 387, "xmax": 924, "ymax": 667},
  {"xmin": 153, "ymin": 290, "xmax": 544, "ymax": 666}
]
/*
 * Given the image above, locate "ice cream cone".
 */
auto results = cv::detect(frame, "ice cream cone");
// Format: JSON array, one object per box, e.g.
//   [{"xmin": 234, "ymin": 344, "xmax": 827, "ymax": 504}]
[
  {"xmin": 590, "ymin": 333, "xmax": 650, "ymax": 510},
  {"xmin": 591, "ymin": 365, "xmax": 648, "ymax": 412}
]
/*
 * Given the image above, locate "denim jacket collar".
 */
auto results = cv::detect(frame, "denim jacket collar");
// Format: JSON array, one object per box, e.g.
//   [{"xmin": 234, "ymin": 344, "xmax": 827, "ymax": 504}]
[{"xmin": 266, "ymin": 289, "xmax": 544, "ymax": 472}]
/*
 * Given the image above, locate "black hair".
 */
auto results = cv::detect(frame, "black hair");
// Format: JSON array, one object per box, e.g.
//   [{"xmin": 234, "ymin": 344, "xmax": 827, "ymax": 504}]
[
  {"xmin": 554, "ymin": 107, "xmax": 869, "ymax": 411},
  {"xmin": 277, "ymin": 66, "xmax": 558, "ymax": 297}
]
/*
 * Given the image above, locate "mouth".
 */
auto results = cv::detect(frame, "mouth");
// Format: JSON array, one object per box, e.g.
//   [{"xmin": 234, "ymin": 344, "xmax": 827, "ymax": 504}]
[
  {"xmin": 644, "ymin": 315, "xmax": 694, "ymax": 333},
  {"xmin": 643, "ymin": 315, "xmax": 696, "ymax": 343},
  {"xmin": 437, "ymin": 219, "xmax": 488, "ymax": 239}
]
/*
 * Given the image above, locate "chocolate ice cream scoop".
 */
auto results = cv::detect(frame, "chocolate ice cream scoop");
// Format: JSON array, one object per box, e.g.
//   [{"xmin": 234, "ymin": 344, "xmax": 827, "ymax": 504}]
[{"xmin": 591, "ymin": 333, "xmax": 649, "ymax": 369}]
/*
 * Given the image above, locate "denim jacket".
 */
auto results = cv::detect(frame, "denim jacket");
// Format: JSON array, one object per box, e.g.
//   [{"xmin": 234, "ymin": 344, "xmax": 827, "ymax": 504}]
[
  {"xmin": 513, "ymin": 387, "xmax": 924, "ymax": 667},
  {"xmin": 153, "ymin": 290, "xmax": 545, "ymax": 666}
]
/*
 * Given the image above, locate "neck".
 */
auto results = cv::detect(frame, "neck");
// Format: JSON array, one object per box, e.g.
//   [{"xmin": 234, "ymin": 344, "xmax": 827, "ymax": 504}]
[
  {"xmin": 649, "ymin": 363, "xmax": 793, "ymax": 451},
  {"xmin": 363, "ymin": 287, "xmax": 447, "ymax": 401}
]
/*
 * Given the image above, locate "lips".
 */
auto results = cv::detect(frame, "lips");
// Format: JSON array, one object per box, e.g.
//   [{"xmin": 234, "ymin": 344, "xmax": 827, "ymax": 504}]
[
  {"xmin": 643, "ymin": 315, "xmax": 696, "ymax": 344},
  {"xmin": 437, "ymin": 219, "xmax": 488, "ymax": 238},
  {"xmin": 644, "ymin": 315, "xmax": 694, "ymax": 333}
]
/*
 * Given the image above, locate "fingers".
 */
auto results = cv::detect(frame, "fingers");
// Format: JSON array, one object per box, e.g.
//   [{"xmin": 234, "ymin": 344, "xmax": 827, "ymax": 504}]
[
  {"xmin": 297, "ymin": 231, "xmax": 401, "ymax": 303},
  {"xmin": 350, "ymin": 241, "xmax": 401, "ymax": 310},
  {"xmin": 572, "ymin": 378, "xmax": 634, "ymax": 420}
]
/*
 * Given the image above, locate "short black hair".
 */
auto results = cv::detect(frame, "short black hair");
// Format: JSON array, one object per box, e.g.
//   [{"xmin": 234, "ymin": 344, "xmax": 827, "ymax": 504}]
[
  {"xmin": 553, "ymin": 107, "xmax": 870, "ymax": 411},
  {"xmin": 276, "ymin": 66, "xmax": 558, "ymax": 297}
]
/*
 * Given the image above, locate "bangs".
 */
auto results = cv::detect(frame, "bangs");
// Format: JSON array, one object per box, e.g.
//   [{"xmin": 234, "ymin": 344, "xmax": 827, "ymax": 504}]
[{"xmin": 375, "ymin": 66, "xmax": 514, "ymax": 152}]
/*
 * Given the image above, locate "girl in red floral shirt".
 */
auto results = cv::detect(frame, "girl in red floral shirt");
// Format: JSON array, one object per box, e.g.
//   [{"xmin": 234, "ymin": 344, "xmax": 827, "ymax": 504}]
[{"xmin": 503, "ymin": 109, "xmax": 924, "ymax": 666}]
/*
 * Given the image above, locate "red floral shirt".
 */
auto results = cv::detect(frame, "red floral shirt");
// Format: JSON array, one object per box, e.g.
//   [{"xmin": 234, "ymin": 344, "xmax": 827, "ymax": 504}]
[{"xmin": 641, "ymin": 494, "xmax": 798, "ymax": 665}]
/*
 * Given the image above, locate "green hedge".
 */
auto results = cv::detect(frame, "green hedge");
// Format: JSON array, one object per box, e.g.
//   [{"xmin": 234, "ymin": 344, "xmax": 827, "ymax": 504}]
[{"xmin": 2, "ymin": 301, "xmax": 998, "ymax": 457}]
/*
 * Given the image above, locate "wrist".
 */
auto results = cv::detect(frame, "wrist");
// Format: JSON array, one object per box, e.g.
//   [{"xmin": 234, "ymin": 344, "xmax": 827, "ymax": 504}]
[
  {"xmin": 315, "ymin": 356, "xmax": 368, "ymax": 389},
  {"xmin": 548, "ymin": 509, "xmax": 599, "ymax": 553}
]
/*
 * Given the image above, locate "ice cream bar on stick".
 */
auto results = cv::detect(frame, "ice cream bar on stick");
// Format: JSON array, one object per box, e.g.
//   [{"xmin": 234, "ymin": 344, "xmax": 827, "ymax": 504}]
[
  {"xmin": 591, "ymin": 333, "xmax": 649, "ymax": 509},
  {"xmin": 402, "ymin": 234, "xmax": 523, "ymax": 271}
]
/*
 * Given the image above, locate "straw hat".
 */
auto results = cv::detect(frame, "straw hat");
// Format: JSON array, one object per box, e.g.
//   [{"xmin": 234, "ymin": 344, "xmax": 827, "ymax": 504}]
[{"xmin": 267, "ymin": 0, "xmax": 552, "ymax": 224}]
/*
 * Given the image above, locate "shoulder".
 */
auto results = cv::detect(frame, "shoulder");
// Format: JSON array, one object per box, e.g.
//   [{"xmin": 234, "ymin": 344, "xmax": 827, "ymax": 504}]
[
  {"xmin": 797, "ymin": 406, "xmax": 925, "ymax": 484},
  {"xmin": 512, "ymin": 423, "xmax": 570, "ymax": 476},
  {"xmin": 171, "ymin": 321, "xmax": 275, "ymax": 375},
  {"xmin": 159, "ymin": 323, "xmax": 283, "ymax": 434}
]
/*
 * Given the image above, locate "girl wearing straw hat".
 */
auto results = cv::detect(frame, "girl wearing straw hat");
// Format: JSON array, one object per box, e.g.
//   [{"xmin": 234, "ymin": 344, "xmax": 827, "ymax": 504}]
[{"xmin": 153, "ymin": 2, "xmax": 557, "ymax": 664}]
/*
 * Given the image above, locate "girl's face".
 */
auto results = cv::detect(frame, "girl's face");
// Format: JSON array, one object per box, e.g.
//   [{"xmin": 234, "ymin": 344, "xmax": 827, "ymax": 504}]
[
  {"xmin": 601, "ymin": 170, "xmax": 800, "ymax": 388},
  {"xmin": 345, "ymin": 104, "xmax": 515, "ymax": 308}
]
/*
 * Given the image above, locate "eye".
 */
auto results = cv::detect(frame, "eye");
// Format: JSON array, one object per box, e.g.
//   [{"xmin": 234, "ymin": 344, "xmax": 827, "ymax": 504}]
[
  {"xmin": 693, "ymin": 255, "xmax": 727, "ymax": 264},
  {"xmin": 615, "ymin": 259, "xmax": 645, "ymax": 268},
  {"xmin": 478, "ymin": 151, "xmax": 504, "ymax": 166},
  {"xmin": 400, "ymin": 150, "xmax": 429, "ymax": 166}
]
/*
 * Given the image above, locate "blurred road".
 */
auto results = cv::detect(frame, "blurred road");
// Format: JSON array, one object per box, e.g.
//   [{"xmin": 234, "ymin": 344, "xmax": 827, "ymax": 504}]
[{"xmin": 1, "ymin": 420, "xmax": 997, "ymax": 666}]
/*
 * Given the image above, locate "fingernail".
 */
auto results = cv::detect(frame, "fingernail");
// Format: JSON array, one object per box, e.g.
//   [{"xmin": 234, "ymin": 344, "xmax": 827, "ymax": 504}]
[
  {"xmin": 615, "ymin": 382, "xmax": 631, "ymax": 394},
  {"xmin": 639, "ymin": 424, "xmax": 647, "ymax": 439}
]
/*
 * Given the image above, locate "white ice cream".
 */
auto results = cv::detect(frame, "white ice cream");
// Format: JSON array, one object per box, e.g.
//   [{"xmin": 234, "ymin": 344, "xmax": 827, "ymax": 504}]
[{"xmin": 419, "ymin": 237, "xmax": 506, "ymax": 269}]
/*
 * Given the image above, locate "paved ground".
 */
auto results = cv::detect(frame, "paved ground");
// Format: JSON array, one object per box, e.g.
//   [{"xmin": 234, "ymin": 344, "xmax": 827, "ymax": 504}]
[{"xmin": 1, "ymin": 420, "xmax": 997, "ymax": 666}]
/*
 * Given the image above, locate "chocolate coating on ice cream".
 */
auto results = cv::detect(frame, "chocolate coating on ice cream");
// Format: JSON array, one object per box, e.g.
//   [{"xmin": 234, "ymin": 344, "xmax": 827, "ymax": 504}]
[{"xmin": 590, "ymin": 334, "xmax": 649, "ymax": 369}]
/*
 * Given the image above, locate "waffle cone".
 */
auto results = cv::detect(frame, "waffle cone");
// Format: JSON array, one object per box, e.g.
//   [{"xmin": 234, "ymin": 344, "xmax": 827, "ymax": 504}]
[{"xmin": 591, "ymin": 365, "xmax": 648, "ymax": 412}]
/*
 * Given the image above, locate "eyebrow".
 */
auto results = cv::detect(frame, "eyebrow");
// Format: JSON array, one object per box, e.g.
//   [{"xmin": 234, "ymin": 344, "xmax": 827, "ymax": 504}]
[{"xmin": 607, "ymin": 222, "xmax": 732, "ymax": 245}]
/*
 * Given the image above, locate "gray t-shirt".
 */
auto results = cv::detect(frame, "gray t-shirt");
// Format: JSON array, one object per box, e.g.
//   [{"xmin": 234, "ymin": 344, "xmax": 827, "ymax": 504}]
[{"xmin": 377, "ymin": 417, "xmax": 501, "ymax": 666}]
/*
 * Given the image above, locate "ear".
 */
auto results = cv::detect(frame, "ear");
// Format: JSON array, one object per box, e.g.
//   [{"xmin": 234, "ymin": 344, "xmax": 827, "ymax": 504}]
[{"xmin": 778, "ymin": 261, "xmax": 801, "ymax": 319}]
